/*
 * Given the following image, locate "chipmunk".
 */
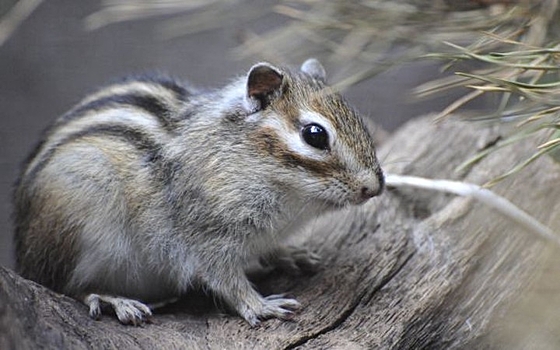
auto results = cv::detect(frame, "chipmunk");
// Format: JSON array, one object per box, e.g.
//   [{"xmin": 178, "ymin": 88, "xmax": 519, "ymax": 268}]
[{"xmin": 13, "ymin": 59, "xmax": 384, "ymax": 326}]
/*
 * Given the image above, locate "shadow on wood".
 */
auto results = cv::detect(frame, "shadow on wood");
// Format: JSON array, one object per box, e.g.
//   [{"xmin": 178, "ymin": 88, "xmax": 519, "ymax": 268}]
[{"xmin": 1, "ymin": 116, "xmax": 559, "ymax": 349}]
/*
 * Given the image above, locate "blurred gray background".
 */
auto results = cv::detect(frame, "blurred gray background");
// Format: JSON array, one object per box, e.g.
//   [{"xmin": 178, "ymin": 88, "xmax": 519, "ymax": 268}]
[{"xmin": 0, "ymin": 1, "xmax": 467, "ymax": 268}]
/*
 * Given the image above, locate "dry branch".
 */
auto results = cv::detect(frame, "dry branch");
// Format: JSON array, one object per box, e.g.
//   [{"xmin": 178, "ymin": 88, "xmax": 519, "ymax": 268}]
[{"xmin": 2, "ymin": 116, "xmax": 560, "ymax": 349}]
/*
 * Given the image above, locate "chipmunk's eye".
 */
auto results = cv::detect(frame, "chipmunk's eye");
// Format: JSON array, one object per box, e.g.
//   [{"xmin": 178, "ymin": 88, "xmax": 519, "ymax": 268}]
[{"xmin": 301, "ymin": 123, "xmax": 329, "ymax": 150}]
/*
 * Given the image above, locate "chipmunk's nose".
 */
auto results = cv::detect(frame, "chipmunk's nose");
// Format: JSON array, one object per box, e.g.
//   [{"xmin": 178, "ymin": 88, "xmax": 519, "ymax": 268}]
[
  {"xmin": 360, "ymin": 185, "xmax": 380, "ymax": 199},
  {"xmin": 357, "ymin": 169, "xmax": 384, "ymax": 201}
]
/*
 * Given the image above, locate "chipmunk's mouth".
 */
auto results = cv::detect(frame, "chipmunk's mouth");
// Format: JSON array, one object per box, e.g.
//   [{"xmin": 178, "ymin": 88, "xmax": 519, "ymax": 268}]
[
  {"xmin": 321, "ymin": 195, "xmax": 371, "ymax": 209},
  {"xmin": 348, "ymin": 192, "xmax": 378, "ymax": 206},
  {"xmin": 351, "ymin": 195, "xmax": 373, "ymax": 206},
  {"xmin": 315, "ymin": 187, "xmax": 383, "ymax": 209}
]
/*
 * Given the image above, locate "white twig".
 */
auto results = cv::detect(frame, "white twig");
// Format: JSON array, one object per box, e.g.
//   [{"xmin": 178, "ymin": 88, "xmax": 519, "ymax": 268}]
[{"xmin": 385, "ymin": 173, "xmax": 560, "ymax": 246}]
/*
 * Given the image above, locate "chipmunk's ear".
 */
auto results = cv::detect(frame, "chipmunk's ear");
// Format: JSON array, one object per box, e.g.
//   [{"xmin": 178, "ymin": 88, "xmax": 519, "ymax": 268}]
[
  {"xmin": 245, "ymin": 62, "xmax": 284, "ymax": 112},
  {"xmin": 300, "ymin": 58, "xmax": 326, "ymax": 82}
]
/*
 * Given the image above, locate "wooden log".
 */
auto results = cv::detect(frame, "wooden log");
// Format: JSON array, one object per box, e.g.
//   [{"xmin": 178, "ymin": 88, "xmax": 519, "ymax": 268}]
[{"xmin": 1, "ymin": 116, "xmax": 559, "ymax": 349}]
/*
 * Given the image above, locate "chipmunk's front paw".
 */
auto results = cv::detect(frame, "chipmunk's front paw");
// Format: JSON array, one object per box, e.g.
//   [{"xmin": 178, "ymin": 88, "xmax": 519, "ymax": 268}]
[
  {"xmin": 240, "ymin": 294, "xmax": 301, "ymax": 327},
  {"xmin": 84, "ymin": 293, "xmax": 153, "ymax": 326}
]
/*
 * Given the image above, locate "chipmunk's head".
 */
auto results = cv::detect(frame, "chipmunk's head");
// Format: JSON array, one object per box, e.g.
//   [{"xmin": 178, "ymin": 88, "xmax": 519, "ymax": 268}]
[{"xmin": 244, "ymin": 59, "xmax": 384, "ymax": 208}]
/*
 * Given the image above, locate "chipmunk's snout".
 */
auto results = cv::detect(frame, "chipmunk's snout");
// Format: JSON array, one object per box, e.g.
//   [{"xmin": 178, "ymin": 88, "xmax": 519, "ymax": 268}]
[
  {"xmin": 355, "ymin": 169, "xmax": 385, "ymax": 203},
  {"xmin": 360, "ymin": 185, "xmax": 381, "ymax": 199}
]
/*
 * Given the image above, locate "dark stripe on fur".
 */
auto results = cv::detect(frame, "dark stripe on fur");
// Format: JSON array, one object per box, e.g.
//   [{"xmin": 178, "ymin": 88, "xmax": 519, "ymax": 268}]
[
  {"xmin": 23, "ymin": 124, "xmax": 165, "ymax": 190},
  {"xmin": 249, "ymin": 126, "xmax": 344, "ymax": 177},
  {"xmin": 56, "ymin": 93, "xmax": 175, "ymax": 132}
]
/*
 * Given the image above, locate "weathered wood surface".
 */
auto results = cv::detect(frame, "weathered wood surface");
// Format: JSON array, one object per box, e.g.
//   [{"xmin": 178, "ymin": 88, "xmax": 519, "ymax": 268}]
[{"xmin": 1, "ymin": 116, "xmax": 559, "ymax": 350}]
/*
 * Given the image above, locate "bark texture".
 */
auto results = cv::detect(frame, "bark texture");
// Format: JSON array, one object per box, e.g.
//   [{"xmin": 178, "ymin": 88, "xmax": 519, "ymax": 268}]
[{"xmin": 2, "ymin": 116, "xmax": 559, "ymax": 350}]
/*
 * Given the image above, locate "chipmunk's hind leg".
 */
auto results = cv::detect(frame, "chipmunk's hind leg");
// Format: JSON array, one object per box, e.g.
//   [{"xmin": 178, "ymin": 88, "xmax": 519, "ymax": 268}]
[
  {"xmin": 263, "ymin": 246, "xmax": 322, "ymax": 275},
  {"xmin": 84, "ymin": 293, "xmax": 153, "ymax": 325}
]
